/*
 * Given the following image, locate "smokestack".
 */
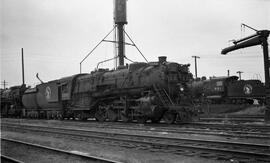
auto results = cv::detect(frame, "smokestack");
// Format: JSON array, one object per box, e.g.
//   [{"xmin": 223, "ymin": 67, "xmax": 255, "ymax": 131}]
[
  {"xmin": 158, "ymin": 56, "xmax": 167, "ymax": 64},
  {"xmin": 114, "ymin": 0, "xmax": 127, "ymax": 67}
]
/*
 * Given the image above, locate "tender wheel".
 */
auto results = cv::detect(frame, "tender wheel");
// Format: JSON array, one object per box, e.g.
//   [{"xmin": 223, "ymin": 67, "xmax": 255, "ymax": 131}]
[
  {"xmin": 177, "ymin": 109, "xmax": 193, "ymax": 122},
  {"xmin": 95, "ymin": 112, "xmax": 106, "ymax": 122},
  {"xmin": 95, "ymin": 106, "xmax": 106, "ymax": 122},
  {"xmin": 136, "ymin": 116, "xmax": 147, "ymax": 123},
  {"xmin": 151, "ymin": 117, "xmax": 161, "ymax": 123},
  {"xmin": 162, "ymin": 111, "xmax": 176, "ymax": 124},
  {"xmin": 107, "ymin": 109, "xmax": 118, "ymax": 122},
  {"xmin": 120, "ymin": 113, "xmax": 131, "ymax": 122}
]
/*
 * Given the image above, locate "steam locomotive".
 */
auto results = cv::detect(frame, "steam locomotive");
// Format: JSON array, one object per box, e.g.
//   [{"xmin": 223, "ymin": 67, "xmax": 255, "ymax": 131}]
[
  {"xmin": 1, "ymin": 57, "xmax": 197, "ymax": 124},
  {"xmin": 189, "ymin": 76, "xmax": 266, "ymax": 105},
  {"xmin": 1, "ymin": 85, "xmax": 26, "ymax": 117}
]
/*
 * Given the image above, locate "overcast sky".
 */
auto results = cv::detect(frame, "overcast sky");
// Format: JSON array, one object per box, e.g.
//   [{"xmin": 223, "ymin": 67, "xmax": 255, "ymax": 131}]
[{"xmin": 1, "ymin": 0, "xmax": 270, "ymax": 87}]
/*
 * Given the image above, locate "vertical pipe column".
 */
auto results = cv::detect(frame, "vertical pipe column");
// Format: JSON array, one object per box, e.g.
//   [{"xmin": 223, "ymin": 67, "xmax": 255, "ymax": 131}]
[
  {"xmin": 262, "ymin": 37, "xmax": 270, "ymax": 122},
  {"xmin": 114, "ymin": 0, "xmax": 127, "ymax": 68},
  {"xmin": 117, "ymin": 24, "xmax": 125, "ymax": 66}
]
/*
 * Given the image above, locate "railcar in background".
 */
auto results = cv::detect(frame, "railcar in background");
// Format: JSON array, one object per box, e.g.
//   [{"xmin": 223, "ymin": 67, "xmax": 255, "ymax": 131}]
[{"xmin": 189, "ymin": 76, "xmax": 266, "ymax": 105}]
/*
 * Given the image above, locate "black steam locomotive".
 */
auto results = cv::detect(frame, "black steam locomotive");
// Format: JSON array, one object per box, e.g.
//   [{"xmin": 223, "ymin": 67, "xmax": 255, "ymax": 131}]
[
  {"xmin": 1, "ymin": 85, "xmax": 26, "ymax": 117},
  {"xmin": 1, "ymin": 57, "xmax": 197, "ymax": 124},
  {"xmin": 189, "ymin": 76, "xmax": 266, "ymax": 105}
]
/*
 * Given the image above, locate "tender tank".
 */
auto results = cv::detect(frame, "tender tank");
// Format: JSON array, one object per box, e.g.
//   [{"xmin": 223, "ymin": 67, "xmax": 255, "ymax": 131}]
[
  {"xmin": 36, "ymin": 80, "xmax": 61, "ymax": 110},
  {"xmin": 227, "ymin": 80, "xmax": 266, "ymax": 98},
  {"xmin": 22, "ymin": 88, "xmax": 38, "ymax": 110}
]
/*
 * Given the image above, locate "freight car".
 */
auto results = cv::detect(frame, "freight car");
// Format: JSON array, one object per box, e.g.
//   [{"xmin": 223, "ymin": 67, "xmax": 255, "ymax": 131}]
[
  {"xmin": 189, "ymin": 76, "xmax": 266, "ymax": 105},
  {"xmin": 20, "ymin": 57, "xmax": 196, "ymax": 124}
]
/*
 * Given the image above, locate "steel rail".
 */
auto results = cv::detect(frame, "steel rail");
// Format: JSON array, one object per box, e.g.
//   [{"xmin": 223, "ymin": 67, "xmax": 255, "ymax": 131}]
[
  {"xmin": 1, "ymin": 138, "xmax": 122, "ymax": 163},
  {"xmin": 199, "ymin": 117, "xmax": 264, "ymax": 122},
  {"xmin": 1, "ymin": 155, "xmax": 24, "ymax": 163},
  {"xmin": 182, "ymin": 122, "xmax": 270, "ymax": 130}
]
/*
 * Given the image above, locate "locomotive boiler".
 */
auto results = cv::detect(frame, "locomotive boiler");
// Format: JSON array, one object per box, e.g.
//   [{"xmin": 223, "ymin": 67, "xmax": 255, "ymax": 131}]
[{"xmin": 21, "ymin": 57, "xmax": 195, "ymax": 124}]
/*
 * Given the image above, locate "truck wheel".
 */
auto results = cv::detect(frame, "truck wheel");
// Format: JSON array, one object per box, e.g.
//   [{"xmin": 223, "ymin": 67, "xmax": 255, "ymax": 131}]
[
  {"xmin": 120, "ymin": 113, "xmax": 131, "ymax": 122},
  {"xmin": 107, "ymin": 109, "xmax": 118, "ymax": 122},
  {"xmin": 136, "ymin": 116, "xmax": 147, "ymax": 123},
  {"xmin": 162, "ymin": 111, "xmax": 176, "ymax": 124}
]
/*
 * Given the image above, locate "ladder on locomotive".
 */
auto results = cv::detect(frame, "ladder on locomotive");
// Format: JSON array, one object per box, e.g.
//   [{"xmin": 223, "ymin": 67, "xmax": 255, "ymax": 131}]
[{"xmin": 153, "ymin": 84, "xmax": 174, "ymax": 106}]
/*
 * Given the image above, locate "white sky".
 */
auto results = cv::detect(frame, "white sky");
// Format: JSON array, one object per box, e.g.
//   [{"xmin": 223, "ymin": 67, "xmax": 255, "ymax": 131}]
[{"xmin": 1, "ymin": 0, "xmax": 270, "ymax": 87}]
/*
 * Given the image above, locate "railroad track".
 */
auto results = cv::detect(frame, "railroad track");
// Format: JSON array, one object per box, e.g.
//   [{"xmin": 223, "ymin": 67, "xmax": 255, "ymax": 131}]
[
  {"xmin": 198, "ymin": 114, "xmax": 265, "ymax": 123},
  {"xmin": 71, "ymin": 120, "xmax": 270, "ymax": 133},
  {"xmin": 2, "ymin": 123, "xmax": 270, "ymax": 162},
  {"xmin": 2, "ymin": 119, "xmax": 270, "ymax": 139},
  {"xmin": 1, "ymin": 155, "xmax": 24, "ymax": 163},
  {"xmin": 183, "ymin": 122, "xmax": 270, "ymax": 133},
  {"xmin": 3, "ymin": 118, "xmax": 270, "ymax": 132},
  {"xmin": 1, "ymin": 137, "xmax": 121, "ymax": 163},
  {"xmin": 75, "ymin": 122, "xmax": 270, "ymax": 139},
  {"xmin": 52, "ymin": 122, "xmax": 270, "ymax": 139},
  {"xmin": 199, "ymin": 117, "xmax": 264, "ymax": 123}
]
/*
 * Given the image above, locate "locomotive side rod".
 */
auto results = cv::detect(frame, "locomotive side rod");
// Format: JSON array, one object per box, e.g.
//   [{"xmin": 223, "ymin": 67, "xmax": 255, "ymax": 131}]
[{"xmin": 221, "ymin": 30, "xmax": 270, "ymax": 123}]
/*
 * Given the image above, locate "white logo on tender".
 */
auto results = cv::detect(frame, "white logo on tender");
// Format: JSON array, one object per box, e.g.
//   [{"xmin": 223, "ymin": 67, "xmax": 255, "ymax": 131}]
[
  {"xmin": 243, "ymin": 84, "xmax": 252, "ymax": 95},
  {"xmin": 45, "ymin": 86, "xmax": 51, "ymax": 100}
]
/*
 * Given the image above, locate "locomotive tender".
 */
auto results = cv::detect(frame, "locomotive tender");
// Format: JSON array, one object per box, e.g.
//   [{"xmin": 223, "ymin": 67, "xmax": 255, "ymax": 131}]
[{"xmin": 21, "ymin": 57, "xmax": 195, "ymax": 124}]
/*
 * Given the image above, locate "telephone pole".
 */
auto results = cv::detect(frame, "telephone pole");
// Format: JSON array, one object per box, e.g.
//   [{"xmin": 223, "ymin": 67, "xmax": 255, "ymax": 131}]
[
  {"xmin": 1, "ymin": 80, "xmax": 8, "ymax": 89},
  {"xmin": 192, "ymin": 56, "xmax": 200, "ymax": 79},
  {"xmin": 22, "ymin": 48, "xmax": 25, "ymax": 85},
  {"xmin": 237, "ymin": 71, "xmax": 243, "ymax": 80}
]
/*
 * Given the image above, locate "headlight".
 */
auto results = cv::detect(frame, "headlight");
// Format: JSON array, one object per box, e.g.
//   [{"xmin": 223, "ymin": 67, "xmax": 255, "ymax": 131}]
[{"xmin": 180, "ymin": 87, "xmax": 184, "ymax": 92}]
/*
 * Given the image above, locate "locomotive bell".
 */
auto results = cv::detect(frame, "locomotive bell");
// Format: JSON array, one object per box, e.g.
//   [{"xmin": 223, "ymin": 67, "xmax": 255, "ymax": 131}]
[{"xmin": 158, "ymin": 56, "xmax": 167, "ymax": 64}]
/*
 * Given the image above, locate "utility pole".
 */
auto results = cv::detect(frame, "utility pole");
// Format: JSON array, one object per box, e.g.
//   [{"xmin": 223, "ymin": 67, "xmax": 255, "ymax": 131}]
[
  {"xmin": 21, "ymin": 48, "xmax": 25, "ymax": 85},
  {"xmin": 192, "ymin": 56, "xmax": 200, "ymax": 79},
  {"xmin": 1, "ymin": 80, "xmax": 8, "ymax": 89},
  {"xmin": 236, "ymin": 71, "xmax": 243, "ymax": 80},
  {"xmin": 227, "ymin": 70, "xmax": 230, "ymax": 77}
]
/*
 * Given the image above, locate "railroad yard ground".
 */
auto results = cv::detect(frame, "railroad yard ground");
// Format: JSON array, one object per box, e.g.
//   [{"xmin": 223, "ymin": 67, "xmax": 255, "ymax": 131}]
[
  {"xmin": 1, "ymin": 106, "xmax": 270, "ymax": 163},
  {"xmin": 198, "ymin": 105, "xmax": 265, "ymax": 123},
  {"xmin": 1, "ymin": 119, "xmax": 225, "ymax": 163}
]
